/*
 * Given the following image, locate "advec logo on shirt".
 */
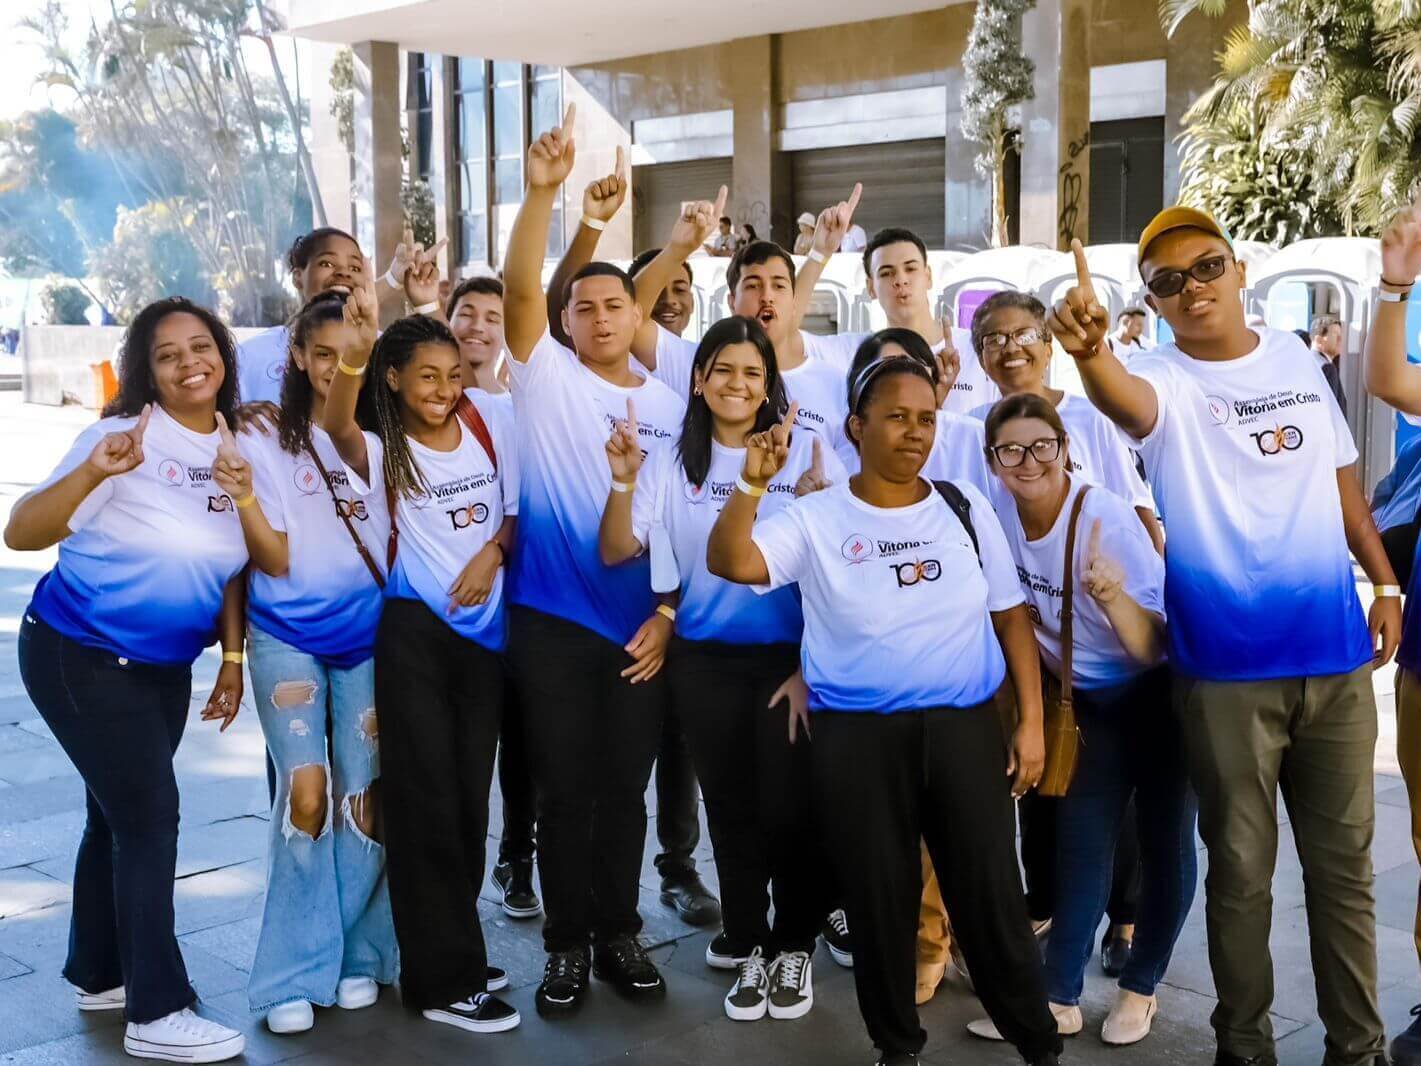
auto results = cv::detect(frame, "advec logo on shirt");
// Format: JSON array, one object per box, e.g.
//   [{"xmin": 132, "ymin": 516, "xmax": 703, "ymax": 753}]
[
  {"xmin": 841, "ymin": 534, "xmax": 875, "ymax": 563},
  {"xmin": 293, "ymin": 464, "xmax": 322, "ymax": 495},
  {"xmin": 1206, "ymin": 395, "xmax": 1230, "ymax": 425},
  {"xmin": 684, "ymin": 480, "xmax": 709, "ymax": 504},
  {"xmin": 157, "ymin": 458, "xmax": 186, "ymax": 486}
]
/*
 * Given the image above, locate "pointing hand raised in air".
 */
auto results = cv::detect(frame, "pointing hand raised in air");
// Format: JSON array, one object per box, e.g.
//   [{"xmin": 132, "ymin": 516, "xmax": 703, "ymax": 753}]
[
  {"xmin": 583, "ymin": 144, "xmax": 630, "ymax": 225},
  {"xmin": 211, "ymin": 412, "xmax": 253, "ymax": 503},
  {"xmin": 1082, "ymin": 518, "xmax": 1125, "ymax": 605},
  {"xmin": 794, "ymin": 435, "xmax": 833, "ymax": 497},
  {"xmin": 605, "ymin": 397, "xmax": 643, "ymax": 485},
  {"xmin": 342, "ymin": 256, "xmax": 380, "ymax": 359},
  {"xmin": 934, "ymin": 320, "xmax": 961, "ymax": 408},
  {"xmin": 670, "ymin": 184, "xmax": 729, "ymax": 257},
  {"xmin": 744, "ymin": 403, "xmax": 797, "ymax": 486},
  {"xmin": 87, "ymin": 403, "xmax": 152, "ymax": 478},
  {"xmin": 810, "ymin": 183, "xmax": 863, "ymax": 258},
  {"xmin": 1047, "ymin": 239, "xmax": 1110, "ymax": 358},
  {"xmin": 527, "ymin": 102, "xmax": 578, "ymax": 190}
]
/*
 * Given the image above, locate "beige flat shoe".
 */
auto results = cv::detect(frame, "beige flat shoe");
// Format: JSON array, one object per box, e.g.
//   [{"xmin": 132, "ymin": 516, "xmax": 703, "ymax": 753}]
[
  {"xmin": 967, "ymin": 1001, "xmax": 1082, "ymax": 1041},
  {"xmin": 1101, "ymin": 989, "xmax": 1157, "ymax": 1045}
]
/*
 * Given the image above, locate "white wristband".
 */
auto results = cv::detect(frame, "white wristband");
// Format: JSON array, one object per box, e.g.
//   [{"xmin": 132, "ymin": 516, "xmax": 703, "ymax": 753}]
[
  {"xmin": 735, "ymin": 476, "xmax": 767, "ymax": 498},
  {"xmin": 1375, "ymin": 584, "xmax": 1403, "ymax": 598},
  {"xmin": 610, "ymin": 479, "xmax": 636, "ymax": 493},
  {"xmin": 411, "ymin": 301, "xmax": 439, "ymax": 315},
  {"xmin": 1380, "ymin": 288, "xmax": 1412, "ymax": 303},
  {"xmin": 581, "ymin": 216, "xmax": 607, "ymax": 232},
  {"xmin": 807, "ymin": 249, "xmax": 826, "ymax": 264},
  {"xmin": 382, "ymin": 267, "xmax": 403, "ymax": 288}
]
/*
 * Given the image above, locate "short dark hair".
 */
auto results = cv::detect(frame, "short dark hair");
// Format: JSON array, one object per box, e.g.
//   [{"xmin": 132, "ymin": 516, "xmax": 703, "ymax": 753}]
[
  {"xmin": 970, "ymin": 290, "xmax": 1047, "ymax": 357},
  {"xmin": 563, "ymin": 262, "xmax": 636, "ymax": 305},
  {"xmin": 983, "ymin": 392, "xmax": 1067, "ymax": 449},
  {"xmin": 1118, "ymin": 307, "xmax": 1147, "ymax": 323},
  {"xmin": 1310, "ymin": 313, "xmax": 1341, "ymax": 339},
  {"xmin": 628, "ymin": 248, "xmax": 693, "ymax": 285},
  {"xmin": 445, "ymin": 275, "xmax": 504, "ymax": 320},
  {"xmin": 862, "ymin": 227, "xmax": 928, "ymax": 277},
  {"xmin": 286, "ymin": 226, "xmax": 359, "ymax": 273},
  {"xmin": 104, "ymin": 297, "xmax": 239, "ymax": 421},
  {"xmin": 719, "ymin": 216, "xmax": 732, "ymax": 226},
  {"xmin": 727, "ymin": 240, "xmax": 797, "ymax": 294}
]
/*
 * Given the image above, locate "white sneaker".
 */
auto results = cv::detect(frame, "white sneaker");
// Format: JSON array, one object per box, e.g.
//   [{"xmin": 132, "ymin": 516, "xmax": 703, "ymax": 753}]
[
  {"xmin": 766, "ymin": 950, "xmax": 813, "ymax": 1020},
  {"xmin": 76, "ymin": 984, "xmax": 126, "ymax": 1012},
  {"xmin": 265, "ymin": 999, "xmax": 313, "ymax": 1034},
  {"xmin": 336, "ymin": 977, "xmax": 379, "ymax": 1010},
  {"xmin": 967, "ymin": 1001, "xmax": 1082, "ymax": 1041},
  {"xmin": 1101, "ymin": 989, "xmax": 1157, "ymax": 1045},
  {"xmin": 124, "ymin": 1007, "xmax": 245, "ymax": 1062},
  {"xmin": 723, "ymin": 948, "xmax": 770, "ymax": 1022}
]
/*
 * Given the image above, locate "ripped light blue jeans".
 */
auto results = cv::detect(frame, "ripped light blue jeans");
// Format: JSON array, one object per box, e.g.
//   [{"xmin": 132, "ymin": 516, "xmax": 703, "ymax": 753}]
[{"xmin": 246, "ymin": 624, "xmax": 398, "ymax": 1012}]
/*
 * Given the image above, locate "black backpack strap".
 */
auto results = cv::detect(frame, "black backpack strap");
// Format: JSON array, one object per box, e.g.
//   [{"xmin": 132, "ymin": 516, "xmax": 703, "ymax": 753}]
[{"xmin": 932, "ymin": 480, "xmax": 980, "ymax": 565}]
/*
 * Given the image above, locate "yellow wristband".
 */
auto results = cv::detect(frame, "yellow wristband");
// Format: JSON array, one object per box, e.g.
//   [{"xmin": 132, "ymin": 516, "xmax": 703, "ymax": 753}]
[
  {"xmin": 234, "ymin": 493, "xmax": 257, "ymax": 509},
  {"xmin": 336, "ymin": 358, "xmax": 367, "ymax": 377},
  {"xmin": 735, "ymin": 475, "xmax": 767, "ymax": 498},
  {"xmin": 610, "ymin": 479, "xmax": 636, "ymax": 493},
  {"xmin": 656, "ymin": 604, "xmax": 676, "ymax": 622},
  {"xmin": 222, "ymin": 651, "xmax": 244, "ymax": 665}
]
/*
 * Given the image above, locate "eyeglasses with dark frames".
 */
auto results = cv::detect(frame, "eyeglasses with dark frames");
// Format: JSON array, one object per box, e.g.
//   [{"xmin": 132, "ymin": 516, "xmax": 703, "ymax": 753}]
[
  {"xmin": 1145, "ymin": 255, "xmax": 1231, "ymax": 299},
  {"xmin": 987, "ymin": 436, "xmax": 1064, "ymax": 468}
]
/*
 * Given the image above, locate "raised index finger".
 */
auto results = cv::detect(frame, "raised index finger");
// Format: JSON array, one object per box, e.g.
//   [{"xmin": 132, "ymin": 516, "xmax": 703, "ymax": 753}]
[
  {"xmin": 559, "ymin": 101, "xmax": 577, "ymax": 137},
  {"xmin": 712, "ymin": 184, "xmax": 728, "ymax": 220},
  {"xmin": 133, "ymin": 402, "xmax": 153, "ymax": 442},
  {"xmin": 782, "ymin": 401, "xmax": 800, "ymax": 431},
  {"xmin": 615, "ymin": 144, "xmax": 627, "ymax": 184},
  {"xmin": 625, "ymin": 396, "xmax": 637, "ymax": 431},
  {"xmin": 214, "ymin": 411, "xmax": 236, "ymax": 447},
  {"xmin": 845, "ymin": 182, "xmax": 862, "ymax": 220},
  {"xmin": 1071, "ymin": 238, "xmax": 1095, "ymax": 299},
  {"xmin": 1087, "ymin": 517, "xmax": 1102, "ymax": 560}
]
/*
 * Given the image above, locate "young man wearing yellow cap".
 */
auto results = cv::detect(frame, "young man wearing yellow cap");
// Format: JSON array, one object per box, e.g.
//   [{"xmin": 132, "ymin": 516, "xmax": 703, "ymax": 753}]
[
  {"xmin": 1361, "ymin": 194, "xmax": 1421, "ymax": 1066},
  {"xmin": 1048, "ymin": 206, "xmax": 1400, "ymax": 1066}
]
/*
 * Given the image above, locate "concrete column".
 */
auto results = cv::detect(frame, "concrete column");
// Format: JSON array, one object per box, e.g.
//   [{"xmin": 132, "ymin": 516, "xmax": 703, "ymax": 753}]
[
  {"xmin": 351, "ymin": 41, "xmax": 405, "ymax": 324},
  {"xmin": 307, "ymin": 42, "xmax": 353, "ymax": 234},
  {"xmin": 1164, "ymin": 0, "xmax": 1246, "ymax": 203},
  {"xmin": 945, "ymin": 65, "xmax": 993, "ymax": 251},
  {"xmin": 1018, "ymin": 0, "xmax": 1091, "ymax": 249},
  {"xmin": 729, "ymin": 35, "xmax": 792, "ymax": 247},
  {"xmin": 431, "ymin": 56, "xmax": 458, "ymax": 280}
]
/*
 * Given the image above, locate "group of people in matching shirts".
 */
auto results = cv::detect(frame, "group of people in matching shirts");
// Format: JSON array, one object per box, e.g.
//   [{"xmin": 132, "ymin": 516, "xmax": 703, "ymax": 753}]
[{"xmin": 11, "ymin": 100, "xmax": 1421, "ymax": 1066}]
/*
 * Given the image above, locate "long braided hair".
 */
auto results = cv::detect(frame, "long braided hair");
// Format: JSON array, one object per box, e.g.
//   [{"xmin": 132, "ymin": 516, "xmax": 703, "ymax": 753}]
[{"xmin": 368, "ymin": 314, "xmax": 462, "ymax": 501}]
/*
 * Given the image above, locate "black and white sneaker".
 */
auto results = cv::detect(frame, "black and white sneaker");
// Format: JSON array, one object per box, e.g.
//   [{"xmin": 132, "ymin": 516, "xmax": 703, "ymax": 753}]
[
  {"xmin": 723, "ymin": 948, "xmax": 770, "ymax": 1022},
  {"xmin": 486, "ymin": 964, "xmax": 508, "ymax": 992},
  {"xmin": 705, "ymin": 932, "xmax": 752, "ymax": 971},
  {"xmin": 422, "ymin": 993, "xmax": 521, "ymax": 1034},
  {"xmin": 491, "ymin": 859, "xmax": 542, "ymax": 919},
  {"xmin": 593, "ymin": 936, "xmax": 667, "ymax": 1000},
  {"xmin": 822, "ymin": 909, "xmax": 853, "ymax": 968},
  {"xmin": 535, "ymin": 947, "xmax": 591, "ymax": 1016},
  {"xmin": 767, "ymin": 950, "xmax": 813, "ymax": 1020}
]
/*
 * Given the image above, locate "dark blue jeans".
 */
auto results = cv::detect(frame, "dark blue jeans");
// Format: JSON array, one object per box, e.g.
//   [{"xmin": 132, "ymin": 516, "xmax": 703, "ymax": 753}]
[
  {"xmin": 17, "ymin": 611, "xmax": 196, "ymax": 1024},
  {"xmin": 1044, "ymin": 665, "xmax": 1198, "ymax": 1005}
]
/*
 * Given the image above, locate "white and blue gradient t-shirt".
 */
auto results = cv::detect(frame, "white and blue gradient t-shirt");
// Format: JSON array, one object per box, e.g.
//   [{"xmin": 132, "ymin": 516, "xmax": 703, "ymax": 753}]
[
  {"xmin": 971, "ymin": 393, "xmax": 1154, "ymax": 513},
  {"xmin": 752, "ymin": 479, "xmax": 1023, "ymax": 712},
  {"xmin": 1129, "ymin": 327, "xmax": 1371, "ymax": 681},
  {"xmin": 28, "ymin": 406, "xmax": 249, "ymax": 665},
  {"xmin": 242, "ymin": 425, "xmax": 389, "ymax": 668},
  {"xmin": 343, "ymin": 401, "xmax": 517, "ymax": 651},
  {"xmin": 237, "ymin": 326, "xmax": 289, "ymax": 404},
  {"xmin": 630, "ymin": 431, "xmax": 847, "ymax": 645},
  {"xmin": 996, "ymin": 478, "xmax": 1165, "ymax": 689},
  {"xmin": 507, "ymin": 331, "xmax": 686, "ymax": 645},
  {"xmin": 652, "ymin": 325, "xmax": 850, "ymax": 458},
  {"xmin": 839, "ymin": 409, "xmax": 992, "ymax": 497},
  {"xmin": 802, "ymin": 327, "xmax": 1000, "ymax": 416}
]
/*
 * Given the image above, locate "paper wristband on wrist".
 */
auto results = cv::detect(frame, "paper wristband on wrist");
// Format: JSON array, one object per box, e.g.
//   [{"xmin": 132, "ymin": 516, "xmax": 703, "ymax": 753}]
[
  {"xmin": 610, "ymin": 479, "xmax": 636, "ymax": 493},
  {"xmin": 735, "ymin": 476, "xmax": 767, "ymax": 497},
  {"xmin": 656, "ymin": 604, "xmax": 676, "ymax": 622},
  {"xmin": 581, "ymin": 216, "xmax": 607, "ymax": 231},
  {"xmin": 1380, "ymin": 288, "xmax": 1413, "ymax": 303},
  {"xmin": 234, "ymin": 493, "xmax": 257, "ymax": 509},
  {"xmin": 221, "ymin": 651, "xmax": 244, "ymax": 664},
  {"xmin": 412, "ymin": 301, "xmax": 439, "ymax": 315},
  {"xmin": 336, "ymin": 358, "xmax": 366, "ymax": 377},
  {"xmin": 1374, "ymin": 584, "xmax": 1403, "ymax": 598},
  {"xmin": 382, "ymin": 267, "xmax": 401, "ymax": 288},
  {"xmin": 807, "ymin": 249, "xmax": 826, "ymax": 264}
]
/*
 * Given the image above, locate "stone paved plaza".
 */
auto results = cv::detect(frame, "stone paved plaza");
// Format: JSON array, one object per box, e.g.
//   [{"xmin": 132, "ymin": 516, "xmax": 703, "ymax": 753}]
[{"xmin": 1, "ymin": 392, "xmax": 1420, "ymax": 1065}]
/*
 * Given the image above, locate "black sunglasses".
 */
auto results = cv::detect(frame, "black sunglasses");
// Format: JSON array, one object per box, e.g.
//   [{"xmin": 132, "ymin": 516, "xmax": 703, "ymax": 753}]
[{"xmin": 1145, "ymin": 255, "xmax": 1231, "ymax": 299}]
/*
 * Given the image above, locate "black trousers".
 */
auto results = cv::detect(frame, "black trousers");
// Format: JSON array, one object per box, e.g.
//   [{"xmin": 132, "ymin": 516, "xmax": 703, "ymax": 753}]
[
  {"xmin": 509, "ymin": 606, "xmax": 665, "ymax": 952},
  {"xmin": 653, "ymin": 702, "xmax": 702, "ymax": 880},
  {"xmin": 813, "ymin": 698, "xmax": 1060, "ymax": 1062},
  {"xmin": 18, "ymin": 613, "xmax": 196, "ymax": 1025},
  {"xmin": 376, "ymin": 598, "xmax": 503, "ymax": 1009},
  {"xmin": 670, "ymin": 638, "xmax": 823, "ymax": 954},
  {"xmin": 1108, "ymin": 800, "xmax": 1143, "ymax": 927},
  {"xmin": 495, "ymin": 663, "xmax": 536, "ymax": 865}
]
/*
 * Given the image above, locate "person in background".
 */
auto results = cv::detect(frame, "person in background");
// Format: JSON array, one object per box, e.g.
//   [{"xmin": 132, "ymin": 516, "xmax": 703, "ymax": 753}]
[
  {"xmin": 966, "ymin": 392, "xmax": 1195, "ymax": 1049},
  {"xmin": 841, "ymin": 220, "xmax": 868, "ymax": 253},
  {"xmin": 1052, "ymin": 211, "xmax": 1398, "ymax": 1066},
  {"xmin": 706, "ymin": 216, "xmax": 738, "ymax": 257},
  {"xmin": 1357, "ymin": 194, "xmax": 1421, "ymax": 1066},
  {"xmin": 6, "ymin": 297, "xmax": 249, "ymax": 1063},
  {"xmin": 1311, "ymin": 313, "xmax": 1348, "ymax": 417},
  {"xmin": 794, "ymin": 213, "xmax": 817, "ymax": 256},
  {"xmin": 1107, "ymin": 308, "xmax": 1149, "ymax": 360},
  {"xmin": 740, "ymin": 223, "xmax": 760, "ymax": 245},
  {"xmin": 706, "ymin": 353, "xmax": 1061, "ymax": 1066}
]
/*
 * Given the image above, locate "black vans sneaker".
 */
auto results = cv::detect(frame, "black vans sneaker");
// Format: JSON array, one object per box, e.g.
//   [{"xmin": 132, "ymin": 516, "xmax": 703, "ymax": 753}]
[
  {"xmin": 723, "ymin": 948, "xmax": 770, "ymax": 1022},
  {"xmin": 705, "ymin": 932, "xmax": 752, "ymax": 971},
  {"xmin": 422, "ymin": 993, "xmax": 521, "ymax": 1034},
  {"xmin": 535, "ymin": 947, "xmax": 590, "ymax": 1016},
  {"xmin": 822, "ymin": 909, "xmax": 853, "ymax": 968},
  {"xmin": 767, "ymin": 950, "xmax": 813, "ymax": 1020},
  {"xmin": 486, "ymin": 964, "xmax": 508, "ymax": 992},
  {"xmin": 492, "ymin": 859, "xmax": 542, "ymax": 919},
  {"xmin": 593, "ymin": 937, "xmax": 667, "ymax": 1000}
]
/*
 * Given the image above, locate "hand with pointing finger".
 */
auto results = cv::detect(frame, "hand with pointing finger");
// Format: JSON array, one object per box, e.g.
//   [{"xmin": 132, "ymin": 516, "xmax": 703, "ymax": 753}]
[
  {"xmin": 87, "ymin": 403, "xmax": 153, "ymax": 478},
  {"xmin": 605, "ymin": 397, "xmax": 643, "ymax": 485},
  {"xmin": 382, "ymin": 221, "xmax": 417, "ymax": 288},
  {"xmin": 670, "ymin": 184, "xmax": 728, "ymax": 257},
  {"xmin": 343, "ymin": 256, "xmax": 380, "ymax": 358},
  {"xmin": 527, "ymin": 103, "xmax": 577, "ymax": 190},
  {"xmin": 744, "ymin": 403, "xmax": 797, "ymax": 486},
  {"xmin": 934, "ymin": 325, "xmax": 961, "ymax": 409},
  {"xmin": 584, "ymin": 145, "xmax": 630, "ymax": 224},
  {"xmin": 810, "ymin": 182, "xmax": 863, "ymax": 258},
  {"xmin": 404, "ymin": 240, "xmax": 448, "ymax": 310},
  {"xmin": 1047, "ymin": 239, "xmax": 1110, "ymax": 358},
  {"xmin": 210, "ymin": 412, "xmax": 253, "ymax": 503},
  {"xmin": 1381, "ymin": 194, "xmax": 1421, "ymax": 286},
  {"xmin": 794, "ymin": 435, "xmax": 833, "ymax": 497},
  {"xmin": 1082, "ymin": 517, "xmax": 1125, "ymax": 605}
]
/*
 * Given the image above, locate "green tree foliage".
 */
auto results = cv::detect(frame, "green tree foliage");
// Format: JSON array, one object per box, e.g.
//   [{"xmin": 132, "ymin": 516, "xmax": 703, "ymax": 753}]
[
  {"xmin": 961, "ymin": 0, "xmax": 1035, "ymax": 247},
  {"xmin": 40, "ymin": 279, "xmax": 91, "ymax": 325},
  {"xmin": 88, "ymin": 201, "xmax": 217, "ymax": 323},
  {"xmin": 1164, "ymin": 0, "xmax": 1421, "ymax": 237}
]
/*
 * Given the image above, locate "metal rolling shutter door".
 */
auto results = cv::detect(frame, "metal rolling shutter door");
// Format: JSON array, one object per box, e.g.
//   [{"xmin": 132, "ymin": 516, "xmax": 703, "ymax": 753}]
[
  {"xmin": 790, "ymin": 140, "xmax": 946, "ymax": 249},
  {"xmin": 632, "ymin": 157, "xmax": 733, "ymax": 255}
]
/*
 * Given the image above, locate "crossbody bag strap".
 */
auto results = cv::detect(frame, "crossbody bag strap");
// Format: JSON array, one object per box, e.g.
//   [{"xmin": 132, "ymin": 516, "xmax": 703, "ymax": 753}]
[
  {"xmin": 308, "ymin": 445, "xmax": 386, "ymax": 590},
  {"xmin": 1058, "ymin": 484, "xmax": 1091, "ymax": 705},
  {"xmin": 454, "ymin": 392, "xmax": 498, "ymax": 472}
]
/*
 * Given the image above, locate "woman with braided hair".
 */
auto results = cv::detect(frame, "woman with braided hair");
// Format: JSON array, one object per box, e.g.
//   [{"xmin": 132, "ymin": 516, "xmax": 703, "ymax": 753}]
[{"xmin": 322, "ymin": 269, "xmax": 521, "ymax": 1039}]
